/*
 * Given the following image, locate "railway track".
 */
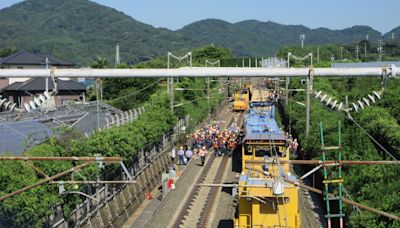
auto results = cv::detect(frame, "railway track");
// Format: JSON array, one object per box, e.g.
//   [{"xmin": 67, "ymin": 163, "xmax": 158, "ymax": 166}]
[{"xmin": 171, "ymin": 112, "xmax": 243, "ymax": 228}]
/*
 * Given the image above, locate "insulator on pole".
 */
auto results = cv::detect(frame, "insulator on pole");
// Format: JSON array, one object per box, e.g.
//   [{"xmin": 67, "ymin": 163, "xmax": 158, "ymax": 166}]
[
  {"xmin": 368, "ymin": 94, "xmax": 376, "ymax": 103},
  {"xmin": 9, "ymin": 103, "xmax": 16, "ymax": 111},
  {"xmin": 44, "ymin": 91, "xmax": 51, "ymax": 99},
  {"xmin": 39, "ymin": 95, "xmax": 46, "ymax": 103},
  {"xmin": 372, "ymin": 91, "xmax": 381, "ymax": 100},
  {"xmin": 24, "ymin": 103, "xmax": 31, "ymax": 112},
  {"xmin": 29, "ymin": 101, "xmax": 37, "ymax": 110},
  {"xmin": 0, "ymin": 98, "xmax": 6, "ymax": 107},
  {"xmin": 315, "ymin": 91, "xmax": 322, "ymax": 98},
  {"xmin": 357, "ymin": 100, "xmax": 364, "ymax": 109},
  {"xmin": 34, "ymin": 97, "xmax": 42, "ymax": 107},
  {"xmin": 331, "ymin": 100, "xmax": 338, "ymax": 110},
  {"xmin": 363, "ymin": 97, "xmax": 370, "ymax": 106},
  {"xmin": 352, "ymin": 102, "xmax": 359, "ymax": 112},
  {"xmin": 325, "ymin": 97, "xmax": 332, "ymax": 106},
  {"xmin": 320, "ymin": 94, "xmax": 327, "ymax": 102},
  {"xmin": 4, "ymin": 101, "xmax": 11, "ymax": 110},
  {"xmin": 337, "ymin": 102, "xmax": 343, "ymax": 111}
]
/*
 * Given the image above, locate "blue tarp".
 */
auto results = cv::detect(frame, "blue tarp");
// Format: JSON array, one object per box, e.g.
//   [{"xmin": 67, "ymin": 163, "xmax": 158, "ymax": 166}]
[{"xmin": 244, "ymin": 104, "xmax": 286, "ymax": 141}]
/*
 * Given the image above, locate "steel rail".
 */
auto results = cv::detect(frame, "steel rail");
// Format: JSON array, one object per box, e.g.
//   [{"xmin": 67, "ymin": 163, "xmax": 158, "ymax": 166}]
[{"xmin": 0, "ymin": 66, "xmax": 396, "ymax": 78}]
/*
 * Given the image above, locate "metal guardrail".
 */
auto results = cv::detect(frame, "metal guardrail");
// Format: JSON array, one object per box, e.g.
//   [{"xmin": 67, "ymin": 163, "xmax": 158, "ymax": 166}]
[{"xmin": 49, "ymin": 117, "xmax": 188, "ymax": 227}]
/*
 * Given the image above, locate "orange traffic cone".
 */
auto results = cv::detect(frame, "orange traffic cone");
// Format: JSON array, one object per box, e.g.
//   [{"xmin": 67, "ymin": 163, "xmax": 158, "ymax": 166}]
[{"xmin": 146, "ymin": 192, "xmax": 154, "ymax": 200}]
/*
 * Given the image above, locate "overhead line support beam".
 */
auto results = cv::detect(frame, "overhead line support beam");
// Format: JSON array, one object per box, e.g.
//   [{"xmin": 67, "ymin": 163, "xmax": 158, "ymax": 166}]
[{"xmin": 0, "ymin": 66, "xmax": 396, "ymax": 78}]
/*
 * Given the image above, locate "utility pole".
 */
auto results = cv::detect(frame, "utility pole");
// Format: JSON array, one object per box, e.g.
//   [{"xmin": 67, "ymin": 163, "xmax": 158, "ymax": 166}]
[
  {"xmin": 249, "ymin": 58, "xmax": 251, "ymax": 68},
  {"xmin": 317, "ymin": 47, "xmax": 320, "ymax": 63},
  {"xmin": 340, "ymin": 47, "xmax": 343, "ymax": 61},
  {"xmin": 306, "ymin": 68, "xmax": 313, "ymax": 138},
  {"xmin": 45, "ymin": 57, "xmax": 49, "ymax": 92},
  {"xmin": 364, "ymin": 42, "xmax": 367, "ymax": 59},
  {"xmin": 356, "ymin": 45, "xmax": 359, "ymax": 61},
  {"xmin": 115, "ymin": 44, "xmax": 120, "ymax": 66},
  {"xmin": 205, "ymin": 59, "xmax": 219, "ymax": 118},
  {"xmin": 167, "ymin": 51, "xmax": 192, "ymax": 113},
  {"xmin": 167, "ymin": 52, "xmax": 174, "ymax": 113},
  {"xmin": 207, "ymin": 77, "xmax": 210, "ymax": 118},
  {"xmin": 286, "ymin": 53, "xmax": 291, "ymax": 105},
  {"xmin": 378, "ymin": 40, "xmax": 383, "ymax": 62},
  {"xmin": 242, "ymin": 58, "xmax": 245, "ymax": 67},
  {"xmin": 300, "ymin": 34, "xmax": 305, "ymax": 48},
  {"xmin": 255, "ymin": 57, "xmax": 258, "ymax": 67}
]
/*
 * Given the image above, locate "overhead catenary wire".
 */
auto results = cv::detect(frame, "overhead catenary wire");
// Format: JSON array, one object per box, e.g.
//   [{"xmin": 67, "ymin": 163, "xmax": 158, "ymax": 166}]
[
  {"xmin": 106, "ymin": 78, "xmax": 162, "ymax": 104},
  {"xmin": 347, "ymin": 114, "xmax": 399, "ymax": 162}
]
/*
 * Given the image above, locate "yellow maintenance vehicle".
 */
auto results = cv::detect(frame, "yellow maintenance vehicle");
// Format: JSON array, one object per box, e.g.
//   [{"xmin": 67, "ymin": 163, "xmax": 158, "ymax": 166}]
[
  {"xmin": 233, "ymin": 89, "xmax": 250, "ymax": 111},
  {"xmin": 234, "ymin": 101, "xmax": 301, "ymax": 228}
]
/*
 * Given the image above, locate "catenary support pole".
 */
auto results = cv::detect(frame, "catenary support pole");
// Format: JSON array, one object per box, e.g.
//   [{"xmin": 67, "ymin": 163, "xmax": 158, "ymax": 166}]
[{"xmin": 306, "ymin": 68, "xmax": 314, "ymax": 138}]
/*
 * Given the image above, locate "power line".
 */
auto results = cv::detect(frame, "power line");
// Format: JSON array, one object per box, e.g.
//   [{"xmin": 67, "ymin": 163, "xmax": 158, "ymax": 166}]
[
  {"xmin": 348, "ymin": 114, "xmax": 399, "ymax": 162},
  {"xmin": 106, "ymin": 78, "xmax": 162, "ymax": 104}
]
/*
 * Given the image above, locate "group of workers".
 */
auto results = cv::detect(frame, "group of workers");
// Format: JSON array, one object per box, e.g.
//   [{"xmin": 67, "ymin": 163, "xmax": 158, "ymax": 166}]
[
  {"xmin": 285, "ymin": 132, "xmax": 299, "ymax": 153},
  {"xmin": 170, "ymin": 121, "xmax": 240, "ymax": 166}
]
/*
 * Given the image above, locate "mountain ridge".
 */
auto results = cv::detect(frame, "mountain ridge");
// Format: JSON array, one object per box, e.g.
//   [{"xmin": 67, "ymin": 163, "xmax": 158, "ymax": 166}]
[{"xmin": 0, "ymin": 0, "xmax": 397, "ymax": 65}]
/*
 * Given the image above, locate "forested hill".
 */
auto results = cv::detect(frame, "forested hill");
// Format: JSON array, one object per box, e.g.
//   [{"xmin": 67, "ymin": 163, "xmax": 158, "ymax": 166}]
[
  {"xmin": 0, "ymin": 0, "xmax": 187, "ymax": 66},
  {"xmin": 178, "ymin": 19, "xmax": 383, "ymax": 57},
  {"xmin": 0, "ymin": 0, "xmax": 397, "ymax": 66}
]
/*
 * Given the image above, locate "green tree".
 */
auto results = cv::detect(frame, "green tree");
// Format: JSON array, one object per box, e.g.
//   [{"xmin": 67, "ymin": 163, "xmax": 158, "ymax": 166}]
[{"xmin": 91, "ymin": 57, "xmax": 109, "ymax": 69}]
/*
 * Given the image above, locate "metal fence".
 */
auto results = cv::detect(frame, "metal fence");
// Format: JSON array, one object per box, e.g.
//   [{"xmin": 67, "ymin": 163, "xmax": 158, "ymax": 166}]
[
  {"xmin": 103, "ymin": 107, "xmax": 145, "ymax": 129},
  {"xmin": 50, "ymin": 117, "xmax": 189, "ymax": 227}
]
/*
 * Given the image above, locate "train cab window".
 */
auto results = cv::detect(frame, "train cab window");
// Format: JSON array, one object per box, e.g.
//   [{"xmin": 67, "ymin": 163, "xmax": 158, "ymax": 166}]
[
  {"xmin": 244, "ymin": 144, "xmax": 252, "ymax": 155},
  {"xmin": 255, "ymin": 149, "xmax": 271, "ymax": 157}
]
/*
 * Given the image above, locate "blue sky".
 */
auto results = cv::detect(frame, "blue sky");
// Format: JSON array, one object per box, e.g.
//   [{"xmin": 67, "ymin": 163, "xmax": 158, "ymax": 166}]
[{"xmin": 0, "ymin": 0, "xmax": 399, "ymax": 33}]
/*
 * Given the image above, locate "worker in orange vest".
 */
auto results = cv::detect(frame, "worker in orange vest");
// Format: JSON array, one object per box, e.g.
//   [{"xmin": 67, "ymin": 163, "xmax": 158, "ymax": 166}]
[{"xmin": 199, "ymin": 146, "xmax": 207, "ymax": 166}]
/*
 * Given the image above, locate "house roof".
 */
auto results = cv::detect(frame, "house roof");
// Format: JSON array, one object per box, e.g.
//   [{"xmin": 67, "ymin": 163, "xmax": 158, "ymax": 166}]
[
  {"xmin": 0, "ymin": 50, "xmax": 74, "ymax": 66},
  {"xmin": 0, "ymin": 120, "xmax": 52, "ymax": 155},
  {"xmin": 2, "ymin": 78, "xmax": 86, "ymax": 92}
]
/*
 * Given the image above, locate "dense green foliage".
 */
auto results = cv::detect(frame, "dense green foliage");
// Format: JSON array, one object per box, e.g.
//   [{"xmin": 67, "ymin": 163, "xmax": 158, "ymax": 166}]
[
  {"xmin": 178, "ymin": 19, "xmax": 386, "ymax": 58},
  {"xmin": 286, "ymin": 76, "xmax": 400, "ymax": 227},
  {"xmin": 0, "ymin": 0, "xmax": 187, "ymax": 66},
  {"xmin": 0, "ymin": 93, "xmax": 176, "ymax": 227},
  {"xmin": 0, "ymin": 0, "xmax": 398, "ymax": 66},
  {"xmin": 0, "ymin": 45, "xmax": 227, "ymax": 227}
]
